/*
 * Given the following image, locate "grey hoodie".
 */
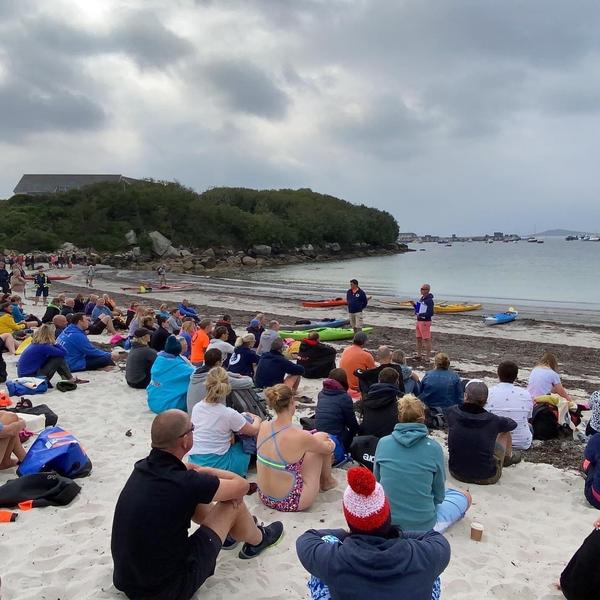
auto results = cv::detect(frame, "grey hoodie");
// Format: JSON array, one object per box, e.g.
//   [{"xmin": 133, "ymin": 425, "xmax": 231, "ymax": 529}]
[
  {"xmin": 186, "ymin": 366, "xmax": 254, "ymax": 413},
  {"xmin": 256, "ymin": 329, "xmax": 279, "ymax": 355}
]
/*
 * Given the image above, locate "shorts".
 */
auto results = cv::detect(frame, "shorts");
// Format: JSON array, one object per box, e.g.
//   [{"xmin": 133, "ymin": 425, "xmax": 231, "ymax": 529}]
[
  {"xmin": 349, "ymin": 312, "xmax": 363, "ymax": 329},
  {"xmin": 451, "ymin": 454, "xmax": 503, "ymax": 486},
  {"xmin": 174, "ymin": 525, "xmax": 222, "ymax": 600},
  {"xmin": 415, "ymin": 320, "xmax": 431, "ymax": 339},
  {"xmin": 35, "ymin": 288, "xmax": 49, "ymax": 298},
  {"xmin": 189, "ymin": 441, "xmax": 251, "ymax": 478},
  {"xmin": 433, "ymin": 489, "xmax": 469, "ymax": 533}
]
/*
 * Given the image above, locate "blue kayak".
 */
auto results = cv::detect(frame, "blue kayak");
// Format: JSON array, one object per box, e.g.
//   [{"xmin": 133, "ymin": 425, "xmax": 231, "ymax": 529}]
[
  {"xmin": 284, "ymin": 318, "xmax": 350, "ymax": 331},
  {"xmin": 484, "ymin": 311, "xmax": 518, "ymax": 325}
]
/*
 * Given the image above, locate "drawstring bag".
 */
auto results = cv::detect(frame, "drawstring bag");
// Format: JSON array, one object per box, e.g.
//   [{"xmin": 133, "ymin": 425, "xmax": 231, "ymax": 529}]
[
  {"xmin": 17, "ymin": 427, "xmax": 92, "ymax": 479},
  {"xmin": 6, "ymin": 377, "xmax": 48, "ymax": 397}
]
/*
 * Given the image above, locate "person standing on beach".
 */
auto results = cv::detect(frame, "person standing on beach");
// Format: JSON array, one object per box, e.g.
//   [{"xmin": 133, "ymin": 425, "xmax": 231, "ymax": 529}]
[
  {"xmin": 346, "ymin": 279, "xmax": 369, "ymax": 333},
  {"xmin": 410, "ymin": 284, "xmax": 434, "ymax": 362},
  {"xmin": 86, "ymin": 263, "xmax": 95, "ymax": 287},
  {"xmin": 157, "ymin": 264, "xmax": 167, "ymax": 287},
  {"xmin": 111, "ymin": 410, "xmax": 284, "ymax": 600},
  {"xmin": 32, "ymin": 266, "xmax": 50, "ymax": 306}
]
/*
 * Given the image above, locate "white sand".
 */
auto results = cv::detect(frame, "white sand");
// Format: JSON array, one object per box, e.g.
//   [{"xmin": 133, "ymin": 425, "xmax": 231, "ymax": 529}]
[{"xmin": 1, "ymin": 277, "xmax": 597, "ymax": 599}]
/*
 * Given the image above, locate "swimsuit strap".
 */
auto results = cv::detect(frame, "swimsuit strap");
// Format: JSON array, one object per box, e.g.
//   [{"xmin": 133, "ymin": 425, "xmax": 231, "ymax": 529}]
[{"xmin": 256, "ymin": 423, "xmax": 293, "ymax": 467}]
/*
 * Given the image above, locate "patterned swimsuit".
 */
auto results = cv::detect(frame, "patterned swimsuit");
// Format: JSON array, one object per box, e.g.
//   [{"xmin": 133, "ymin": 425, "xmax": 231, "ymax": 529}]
[{"xmin": 257, "ymin": 423, "xmax": 305, "ymax": 512}]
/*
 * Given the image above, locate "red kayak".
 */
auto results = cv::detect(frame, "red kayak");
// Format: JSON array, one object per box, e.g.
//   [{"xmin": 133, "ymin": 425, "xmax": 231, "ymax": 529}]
[
  {"xmin": 301, "ymin": 297, "xmax": 347, "ymax": 308},
  {"xmin": 25, "ymin": 275, "xmax": 72, "ymax": 281}
]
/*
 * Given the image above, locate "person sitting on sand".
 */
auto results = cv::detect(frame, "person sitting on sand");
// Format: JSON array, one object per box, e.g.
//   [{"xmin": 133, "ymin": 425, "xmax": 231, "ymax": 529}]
[
  {"xmin": 246, "ymin": 314, "xmax": 265, "ymax": 347},
  {"xmin": 190, "ymin": 318, "xmax": 213, "ymax": 366},
  {"xmin": 216, "ymin": 314, "xmax": 237, "ymax": 345},
  {"xmin": 207, "ymin": 326, "xmax": 235, "ymax": 367},
  {"xmin": 125, "ymin": 328, "xmax": 157, "ymax": 389},
  {"xmin": 296, "ymin": 331, "xmax": 337, "ymax": 379},
  {"xmin": 41, "ymin": 297, "xmax": 62, "ymax": 324},
  {"xmin": 52, "ymin": 314, "xmax": 68, "ymax": 336},
  {"xmin": 296, "ymin": 467, "xmax": 450, "ymax": 600},
  {"xmin": 486, "ymin": 361, "xmax": 533, "ymax": 450},
  {"xmin": 141, "ymin": 314, "xmax": 157, "ymax": 332},
  {"xmin": 10, "ymin": 295, "xmax": 40, "ymax": 328},
  {"xmin": 87, "ymin": 304, "xmax": 117, "ymax": 336},
  {"xmin": 178, "ymin": 299, "xmax": 199, "ymax": 322},
  {"xmin": 355, "ymin": 346, "xmax": 405, "ymax": 397},
  {"xmin": 0, "ymin": 302, "xmax": 27, "ymax": 336},
  {"xmin": 375, "ymin": 394, "xmax": 471, "ymax": 533},
  {"xmin": 127, "ymin": 304, "xmax": 147, "ymax": 336},
  {"xmin": 359, "ymin": 368, "xmax": 404, "ymax": 439},
  {"xmin": 57, "ymin": 313, "xmax": 118, "ymax": 372},
  {"xmin": 92, "ymin": 297, "xmax": 124, "ymax": 331},
  {"xmin": 255, "ymin": 338, "xmax": 305, "ymax": 391},
  {"xmin": 60, "ymin": 297, "xmax": 75, "ymax": 317},
  {"xmin": 0, "ymin": 331, "xmax": 18, "ymax": 354},
  {"xmin": 150, "ymin": 315, "xmax": 171, "ymax": 352},
  {"xmin": 147, "ymin": 336, "xmax": 195, "ymax": 414},
  {"xmin": 73, "ymin": 293, "xmax": 86, "ymax": 313},
  {"xmin": 257, "ymin": 384, "xmax": 336, "ymax": 512},
  {"xmin": 256, "ymin": 320, "xmax": 280, "ymax": 355},
  {"xmin": 17, "ymin": 324, "xmax": 85, "ymax": 384},
  {"xmin": 392, "ymin": 349, "xmax": 421, "ymax": 395},
  {"xmin": 111, "ymin": 410, "xmax": 284, "ymax": 600},
  {"xmin": 84, "ymin": 294, "xmax": 98, "ymax": 316},
  {"xmin": 187, "ymin": 348, "xmax": 253, "ymax": 413},
  {"xmin": 157, "ymin": 303, "xmax": 170, "ymax": 319},
  {"xmin": 179, "ymin": 320, "xmax": 196, "ymax": 359},
  {"xmin": 188, "ymin": 367, "xmax": 262, "ymax": 477},
  {"xmin": 583, "ymin": 433, "xmax": 600, "ymax": 510},
  {"xmin": 316, "ymin": 368, "xmax": 359, "ymax": 452},
  {"xmin": 124, "ymin": 301, "xmax": 139, "ymax": 328},
  {"xmin": 419, "ymin": 353, "xmax": 463, "ymax": 410},
  {"xmin": 339, "ymin": 332, "xmax": 376, "ymax": 393},
  {"xmin": 166, "ymin": 307, "xmax": 182, "ymax": 335},
  {"xmin": 228, "ymin": 334, "xmax": 260, "ymax": 378},
  {"xmin": 558, "ymin": 517, "xmax": 600, "ymax": 599},
  {"xmin": 0, "ymin": 412, "xmax": 27, "ymax": 470},
  {"xmin": 528, "ymin": 351, "xmax": 572, "ymax": 402},
  {"xmin": 446, "ymin": 380, "xmax": 521, "ymax": 485}
]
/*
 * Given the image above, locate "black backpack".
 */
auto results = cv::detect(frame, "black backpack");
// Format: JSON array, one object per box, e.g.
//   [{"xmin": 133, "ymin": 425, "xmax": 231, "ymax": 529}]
[{"xmin": 226, "ymin": 388, "xmax": 271, "ymax": 421}]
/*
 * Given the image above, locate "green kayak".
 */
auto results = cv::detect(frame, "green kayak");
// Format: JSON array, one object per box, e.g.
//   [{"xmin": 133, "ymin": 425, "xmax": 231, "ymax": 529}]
[{"xmin": 278, "ymin": 327, "xmax": 373, "ymax": 342}]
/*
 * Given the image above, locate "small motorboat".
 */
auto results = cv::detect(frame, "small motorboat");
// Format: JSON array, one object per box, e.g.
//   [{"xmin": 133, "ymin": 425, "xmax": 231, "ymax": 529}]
[{"xmin": 484, "ymin": 308, "xmax": 518, "ymax": 326}]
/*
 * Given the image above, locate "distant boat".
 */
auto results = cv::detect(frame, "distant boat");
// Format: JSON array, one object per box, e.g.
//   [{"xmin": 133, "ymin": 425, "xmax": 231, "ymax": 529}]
[
  {"xmin": 565, "ymin": 235, "xmax": 577, "ymax": 241},
  {"xmin": 536, "ymin": 240, "xmax": 544, "ymax": 244},
  {"xmin": 589, "ymin": 236, "xmax": 600, "ymax": 242},
  {"xmin": 484, "ymin": 308, "xmax": 518, "ymax": 326},
  {"xmin": 527, "ymin": 237, "xmax": 538, "ymax": 243},
  {"xmin": 445, "ymin": 243, "xmax": 452, "ymax": 247}
]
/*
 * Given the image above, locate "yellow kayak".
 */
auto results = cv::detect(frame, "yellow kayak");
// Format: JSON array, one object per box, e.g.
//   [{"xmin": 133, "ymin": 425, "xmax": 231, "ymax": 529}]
[{"xmin": 435, "ymin": 303, "xmax": 482, "ymax": 313}]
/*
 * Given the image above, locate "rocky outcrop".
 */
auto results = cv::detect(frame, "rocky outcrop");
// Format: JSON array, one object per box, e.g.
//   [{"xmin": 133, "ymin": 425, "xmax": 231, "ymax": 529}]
[
  {"xmin": 242, "ymin": 256, "xmax": 257, "ymax": 266},
  {"xmin": 125, "ymin": 230, "xmax": 137, "ymax": 245},
  {"xmin": 252, "ymin": 244, "xmax": 272, "ymax": 257},
  {"xmin": 148, "ymin": 231, "xmax": 179, "ymax": 258}
]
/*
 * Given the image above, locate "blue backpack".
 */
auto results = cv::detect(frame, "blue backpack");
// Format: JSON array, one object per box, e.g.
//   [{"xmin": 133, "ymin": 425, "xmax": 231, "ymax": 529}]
[{"xmin": 17, "ymin": 427, "xmax": 92, "ymax": 479}]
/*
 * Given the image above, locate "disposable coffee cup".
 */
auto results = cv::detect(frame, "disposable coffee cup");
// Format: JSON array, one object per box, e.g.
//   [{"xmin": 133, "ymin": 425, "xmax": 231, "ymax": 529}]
[{"xmin": 470, "ymin": 522, "xmax": 484, "ymax": 542}]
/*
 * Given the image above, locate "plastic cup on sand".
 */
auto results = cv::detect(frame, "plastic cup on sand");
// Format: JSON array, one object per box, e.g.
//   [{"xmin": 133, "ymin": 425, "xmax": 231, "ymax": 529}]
[{"xmin": 470, "ymin": 522, "xmax": 484, "ymax": 542}]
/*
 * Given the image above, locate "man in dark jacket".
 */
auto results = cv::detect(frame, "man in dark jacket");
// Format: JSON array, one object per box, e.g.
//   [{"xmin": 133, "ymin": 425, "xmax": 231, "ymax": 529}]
[
  {"xmin": 41, "ymin": 298, "xmax": 62, "ymax": 324},
  {"xmin": 346, "ymin": 278, "xmax": 369, "ymax": 333},
  {"xmin": 446, "ymin": 380, "xmax": 520, "ymax": 485},
  {"xmin": 150, "ymin": 316, "xmax": 171, "ymax": 352},
  {"xmin": 410, "ymin": 283, "xmax": 434, "ymax": 361},
  {"xmin": 296, "ymin": 467, "xmax": 450, "ymax": 600},
  {"xmin": 126, "ymin": 329, "xmax": 158, "ymax": 389},
  {"xmin": 296, "ymin": 332, "xmax": 337, "ymax": 379},
  {"xmin": 216, "ymin": 314, "xmax": 237, "ymax": 346},
  {"xmin": 355, "ymin": 346, "xmax": 405, "ymax": 398},
  {"xmin": 0, "ymin": 262, "xmax": 10, "ymax": 294},
  {"xmin": 360, "ymin": 368, "xmax": 402, "ymax": 439},
  {"xmin": 255, "ymin": 338, "xmax": 304, "ymax": 391}
]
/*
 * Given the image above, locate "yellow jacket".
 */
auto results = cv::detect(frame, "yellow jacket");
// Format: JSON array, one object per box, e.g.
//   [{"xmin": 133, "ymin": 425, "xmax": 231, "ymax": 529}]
[{"xmin": 0, "ymin": 313, "xmax": 26, "ymax": 335}]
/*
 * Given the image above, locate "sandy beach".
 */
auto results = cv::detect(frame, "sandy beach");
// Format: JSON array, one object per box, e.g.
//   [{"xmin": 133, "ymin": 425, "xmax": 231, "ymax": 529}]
[{"xmin": 1, "ymin": 266, "xmax": 598, "ymax": 600}]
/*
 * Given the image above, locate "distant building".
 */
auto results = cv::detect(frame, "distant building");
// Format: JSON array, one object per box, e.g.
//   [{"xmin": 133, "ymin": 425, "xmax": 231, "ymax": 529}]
[
  {"xmin": 13, "ymin": 174, "xmax": 139, "ymax": 196},
  {"xmin": 397, "ymin": 232, "xmax": 418, "ymax": 242}
]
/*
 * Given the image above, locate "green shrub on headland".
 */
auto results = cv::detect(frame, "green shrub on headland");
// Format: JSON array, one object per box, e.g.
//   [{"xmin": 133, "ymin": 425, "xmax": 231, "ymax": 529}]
[{"xmin": 2, "ymin": 181, "xmax": 399, "ymax": 252}]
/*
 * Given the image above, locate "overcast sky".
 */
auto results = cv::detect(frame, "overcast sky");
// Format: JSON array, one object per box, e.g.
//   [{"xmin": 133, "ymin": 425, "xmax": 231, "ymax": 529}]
[{"xmin": 2, "ymin": 0, "xmax": 600, "ymax": 235}]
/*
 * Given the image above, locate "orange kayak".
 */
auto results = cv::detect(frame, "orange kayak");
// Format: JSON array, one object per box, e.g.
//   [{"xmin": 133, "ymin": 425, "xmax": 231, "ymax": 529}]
[
  {"xmin": 301, "ymin": 298, "xmax": 347, "ymax": 308},
  {"xmin": 25, "ymin": 275, "xmax": 72, "ymax": 281}
]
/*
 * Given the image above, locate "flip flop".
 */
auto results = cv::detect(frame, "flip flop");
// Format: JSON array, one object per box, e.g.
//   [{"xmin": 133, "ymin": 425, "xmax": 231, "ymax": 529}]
[{"xmin": 73, "ymin": 378, "xmax": 89, "ymax": 384}]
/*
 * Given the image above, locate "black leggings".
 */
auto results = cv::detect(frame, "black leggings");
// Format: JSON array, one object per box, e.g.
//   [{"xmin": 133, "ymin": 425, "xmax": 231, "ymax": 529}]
[{"xmin": 37, "ymin": 356, "xmax": 72, "ymax": 382}]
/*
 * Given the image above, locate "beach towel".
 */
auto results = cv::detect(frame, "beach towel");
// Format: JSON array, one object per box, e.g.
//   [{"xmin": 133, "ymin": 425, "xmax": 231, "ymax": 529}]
[
  {"xmin": 17, "ymin": 427, "xmax": 92, "ymax": 478},
  {"xmin": 6, "ymin": 377, "xmax": 48, "ymax": 397}
]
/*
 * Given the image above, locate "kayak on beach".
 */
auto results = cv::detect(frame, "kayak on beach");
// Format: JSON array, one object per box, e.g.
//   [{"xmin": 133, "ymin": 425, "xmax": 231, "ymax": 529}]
[
  {"xmin": 301, "ymin": 298, "xmax": 347, "ymax": 308},
  {"xmin": 378, "ymin": 299, "xmax": 414, "ymax": 310},
  {"xmin": 434, "ymin": 302, "xmax": 482, "ymax": 314},
  {"xmin": 25, "ymin": 274, "xmax": 72, "ymax": 281},
  {"xmin": 282, "ymin": 318, "xmax": 350, "ymax": 330},
  {"xmin": 484, "ymin": 309, "xmax": 518, "ymax": 325},
  {"xmin": 279, "ymin": 326, "xmax": 373, "ymax": 341}
]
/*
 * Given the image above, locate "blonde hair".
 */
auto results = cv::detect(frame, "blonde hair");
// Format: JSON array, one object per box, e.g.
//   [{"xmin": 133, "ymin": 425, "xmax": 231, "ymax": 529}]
[
  {"xmin": 181, "ymin": 320, "xmax": 196, "ymax": 334},
  {"xmin": 264, "ymin": 384, "xmax": 293, "ymax": 413},
  {"xmin": 32, "ymin": 324, "xmax": 56, "ymax": 345},
  {"xmin": 434, "ymin": 352, "xmax": 450, "ymax": 369},
  {"xmin": 235, "ymin": 333, "xmax": 255, "ymax": 347},
  {"xmin": 204, "ymin": 367, "xmax": 231, "ymax": 404},
  {"xmin": 538, "ymin": 351, "xmax": 558, "ymax": 372},
  {"xmin": 397, "ymin": 394, "xmax": 426, "ymax": 424}
]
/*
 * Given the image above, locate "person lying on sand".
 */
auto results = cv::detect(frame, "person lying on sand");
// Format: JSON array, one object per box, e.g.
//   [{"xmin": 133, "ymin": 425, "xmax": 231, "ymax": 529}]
[
  {"xmin": 256, "ymin": 384, "xmax": 336, "ymax": 512},
  {"xmin": 111, "ymin": 409, "xmax": 283, "ymax": 600}
]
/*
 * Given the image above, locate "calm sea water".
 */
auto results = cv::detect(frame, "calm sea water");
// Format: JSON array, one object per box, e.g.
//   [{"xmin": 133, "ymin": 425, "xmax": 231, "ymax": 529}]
[{"xmin": 241, "ymin": 237, "xmax": 600, "ymax": 312}]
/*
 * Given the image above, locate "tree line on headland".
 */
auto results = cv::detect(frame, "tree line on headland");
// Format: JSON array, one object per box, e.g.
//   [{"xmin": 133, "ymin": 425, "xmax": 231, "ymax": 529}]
[{"xmin": 1, "ymin": 181, "xmax": 399, "ymax": 253}]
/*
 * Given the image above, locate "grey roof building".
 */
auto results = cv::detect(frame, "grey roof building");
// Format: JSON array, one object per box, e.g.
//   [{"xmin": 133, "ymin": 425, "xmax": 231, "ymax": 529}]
[{"xmin": 13, "ymin": 174, "xmax": 138, "ymax": 195}]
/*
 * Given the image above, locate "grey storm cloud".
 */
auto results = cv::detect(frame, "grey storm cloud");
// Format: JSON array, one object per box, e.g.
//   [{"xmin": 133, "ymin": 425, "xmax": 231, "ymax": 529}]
[{"xmin": 202, "ymin": 60, "xmax": 289, "ymax": 119}]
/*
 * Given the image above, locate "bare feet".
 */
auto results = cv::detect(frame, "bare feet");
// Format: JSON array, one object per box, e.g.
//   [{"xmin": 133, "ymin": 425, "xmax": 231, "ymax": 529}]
[
  {"xmin": 0, "ymin": 458, "xmax": 19, "ymax": 470},
  {"xmin": 320, "ymin": 477, "xmax": 337, "ymax": 492}
]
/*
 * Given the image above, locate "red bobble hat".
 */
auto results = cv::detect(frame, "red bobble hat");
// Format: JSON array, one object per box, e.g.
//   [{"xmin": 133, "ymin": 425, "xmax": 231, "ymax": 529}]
[{"xmin": 343, "ymin": 467, "xmax": 391, "ymax": 536}]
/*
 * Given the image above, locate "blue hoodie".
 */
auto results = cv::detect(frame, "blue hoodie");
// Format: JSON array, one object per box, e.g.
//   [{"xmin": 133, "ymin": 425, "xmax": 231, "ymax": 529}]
[
  {"xmin": 11, "ymin": 303, "xmax": 25, "ymax": 323},
  {"xmin": 415, "ymin": 293, "xmax": 434, "ymax": 321},
  {"xmin": 346, "ymin": 287, "xmax": 368, "ymax": 314},
  {"xmin": 57, "ymin": 323, "xmax": 111, "ymax": 372},
  {"xmin": 296, "ymin": 528, "xmax": 450, "ymax": 600},
  {"xmin": 178, "ymin": 303, "xmax": 198, "ymax": 319},
  {"xmin": 374, "ymin": 423, "xmax": 446, "ymax": 531}
]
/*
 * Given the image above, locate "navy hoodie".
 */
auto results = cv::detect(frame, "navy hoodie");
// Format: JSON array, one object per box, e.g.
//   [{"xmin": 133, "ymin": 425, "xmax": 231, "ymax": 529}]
[
  {"xmin": 416, "ymin": 293, "xmax": 434, "ymax": 321},
  {"xmin": 255, "ymin": 350, "xmax": 304, "ymax": 388},
  {"xmin": 316, "ymin": 379, "xmax": 359, "ymax": 448},
  {"xmin": 296, "ymin": 528, "xmax": 450, "ymax": 600},
  {"xmin": 346, "ymin": 287, "xmax": 368, "ymax": 314}
]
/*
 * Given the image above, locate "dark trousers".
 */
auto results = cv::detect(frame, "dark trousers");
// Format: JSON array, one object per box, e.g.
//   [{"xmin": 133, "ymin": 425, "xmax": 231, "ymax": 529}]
[
  {"xmin": 85, "ymin": 355, "xmax": 115, "ymax": 371},
  {"xmin": 37, "ymin": 356, "xmax": 72, "ymax": 382}
]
